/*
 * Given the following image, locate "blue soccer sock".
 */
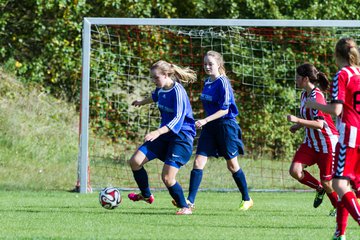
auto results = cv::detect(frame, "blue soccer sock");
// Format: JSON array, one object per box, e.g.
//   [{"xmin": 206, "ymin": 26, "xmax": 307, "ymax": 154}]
[
  {"xmin": 233, "ymin": 168, "xmax": 250, "ymax": 201},
  {"xmin": 168, "ymin": 182, "xmax": 187, "ymax": 208},
  {"xmin": 132, "ymin": 167, "xmax": 151, "ymax": 198},
  {"xmin": 187, "ymin": 169, "xmax": 203, "ymax": 204}
]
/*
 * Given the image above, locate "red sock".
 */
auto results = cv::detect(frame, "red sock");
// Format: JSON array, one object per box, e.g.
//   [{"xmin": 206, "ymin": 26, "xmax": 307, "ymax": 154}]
[
  {"xmin": 336, "ymin": 201, "xmax": 349, "ymax": 236},
  {"xmin": 298, "ymin": 171, "xmax": 321, "ymax": 190},
  {"xmin": 327, "ymin": 191, "xmax": 338, "ymax": 208},
  {"xmin": 342, "ymin": 191, "xmax": 360, "ymax": 225}
]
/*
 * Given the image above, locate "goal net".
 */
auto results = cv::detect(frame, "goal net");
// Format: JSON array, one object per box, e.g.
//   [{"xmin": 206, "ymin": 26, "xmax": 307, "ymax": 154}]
[{"xmin": 78, "ymin": 18, "xmax": 360, "ymax": 193}]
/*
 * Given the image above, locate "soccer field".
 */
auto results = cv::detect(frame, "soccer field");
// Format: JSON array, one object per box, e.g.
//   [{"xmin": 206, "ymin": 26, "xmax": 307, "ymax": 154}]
[{"xmin": 0, "ymin": 190, "xmax": 358, "ymax": 239}]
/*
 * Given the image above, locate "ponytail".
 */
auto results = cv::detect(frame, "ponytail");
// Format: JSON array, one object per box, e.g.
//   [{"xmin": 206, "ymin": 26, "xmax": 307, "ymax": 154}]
[
  {"xmin": 151, "ymin": 60, "xmax": 197, "ymax": 84},
  {"xmin": 296, "ymin": 63, "xmax": 330, "ymax": 91},
  {"xmin": 317, "ymin": 71, "xmax": 330, "ymax": 91}
]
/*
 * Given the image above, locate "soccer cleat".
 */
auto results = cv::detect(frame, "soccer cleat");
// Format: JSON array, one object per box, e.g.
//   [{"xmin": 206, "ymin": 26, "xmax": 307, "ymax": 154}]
[
  {"xmin": 176, "ymin": 207, "xmax": 192, "ymax": 215},
  {"xmin": 68, "ymin": 186, "xmax": 80, "ymax": 193},
  {"xmin": 313, "ymin": 188, "xmax": 326, "ymax": 208},
  {"xmin": 329, "ymin": 207, "xmax": 337, "ymax": 217},
  {"xmin": 128, "ymin": 193, "xmax": 154, "ymax": 204},
  {"xmin": 332, "ymin": 235, "xmax": 346, "ymax": 240},
  {"xmin": 239, "ymin": 198, "xmax": 254, "ymax": 211},
  {"xmin": 171, "ymin": 199, "xmax": 195, "ymax": 210}
]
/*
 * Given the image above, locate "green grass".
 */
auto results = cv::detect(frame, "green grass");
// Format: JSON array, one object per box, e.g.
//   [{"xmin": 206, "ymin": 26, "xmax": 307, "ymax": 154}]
[
  {"xmin": 0, "ymin": 190, "xmax": 359, "ymax": 239},
  {"xmin": 0, "ymin": 69, "xmax": 78, "ymax": 191}
]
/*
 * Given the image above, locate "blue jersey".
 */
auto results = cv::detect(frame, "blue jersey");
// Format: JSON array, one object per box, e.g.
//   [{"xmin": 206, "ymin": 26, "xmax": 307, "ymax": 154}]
[
  {"xmin": 152, "ymin": 81, "xmax": 196, "ymax": 138},
  {"xmin": 200, "ymin": 75, "xmax": 239, "ymax": 119}
]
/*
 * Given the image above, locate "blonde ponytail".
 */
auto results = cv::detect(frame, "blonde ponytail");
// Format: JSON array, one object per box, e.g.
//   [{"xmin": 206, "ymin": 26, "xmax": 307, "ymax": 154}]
[{"xmin": 151, "ymin": 60, "xmax": 197, "ymax": 84}]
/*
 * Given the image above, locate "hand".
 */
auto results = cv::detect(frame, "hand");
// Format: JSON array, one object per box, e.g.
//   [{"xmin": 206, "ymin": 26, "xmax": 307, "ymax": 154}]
[
  {"xmin": 286, "ymin": 114, "xmax": 299, "ymax": 123},
  {"xmin": 144, "ymin": 130, "xmax": 161, "ymax": 142},
  {"xmin": 132, "ymin": 100, "xmax": 142, "ymax": 107},
  {"xmin": 195, "ymin": 119, "xmax": 207, "ymax": 128},
  {"xmin": 289, "ymin": 124, "xmax": 301, "ymax": 133}
]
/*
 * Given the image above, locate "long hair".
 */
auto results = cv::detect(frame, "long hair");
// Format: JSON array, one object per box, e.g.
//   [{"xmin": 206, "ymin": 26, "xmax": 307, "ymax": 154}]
[
  {"xmin": 205, "ymin": 50, "xmax": 226, "ymax": 76},
  {"xmin": 150, "ymin": 60, "xmax": 197, "ymax": 84},
  {"xmin": 335, "ymin": 37, "xmax": 360, "ymax": 66},
  {"xmin": 296, "ymin": 63, "xmax": 330, "ymax": 91}
]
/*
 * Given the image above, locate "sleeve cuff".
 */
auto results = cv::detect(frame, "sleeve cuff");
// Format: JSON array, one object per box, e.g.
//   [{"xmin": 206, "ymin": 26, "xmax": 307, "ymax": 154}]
[{"xmin": 331, "ymin": 99, "xmax": 343, "ymax": 104}]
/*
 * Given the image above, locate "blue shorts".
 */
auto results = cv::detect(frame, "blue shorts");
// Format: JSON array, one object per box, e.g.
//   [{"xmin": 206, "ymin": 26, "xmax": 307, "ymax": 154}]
[
  {"xmin": 196, "ymin": 118, "xmax": 244, "ymax": 160},
  {"xmin": 139, "ymin": 130, "xmax": 194, "ymax": 169}
]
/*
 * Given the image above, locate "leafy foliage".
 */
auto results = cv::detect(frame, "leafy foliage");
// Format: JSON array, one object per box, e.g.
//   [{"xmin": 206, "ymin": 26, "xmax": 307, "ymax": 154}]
[{"xmin": 1, "ymin": 1, "xmax": 359, "ymax": 159}]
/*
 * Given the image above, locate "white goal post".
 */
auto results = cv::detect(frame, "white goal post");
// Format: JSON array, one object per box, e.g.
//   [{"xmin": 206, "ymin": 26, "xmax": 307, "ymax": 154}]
[{"xmin": 79, "ymin": 18, "xmax": 360, "ymax": 193}]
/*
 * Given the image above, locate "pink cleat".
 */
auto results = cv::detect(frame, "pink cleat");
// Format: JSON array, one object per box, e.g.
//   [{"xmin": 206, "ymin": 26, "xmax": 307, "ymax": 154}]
[
  {"xmin": 128, "ymin": 193, "xmax": 154, "ymax": 204},
  {"xmin": 176, "ymin": 207, "xmax": 192, "ymax": 215}
]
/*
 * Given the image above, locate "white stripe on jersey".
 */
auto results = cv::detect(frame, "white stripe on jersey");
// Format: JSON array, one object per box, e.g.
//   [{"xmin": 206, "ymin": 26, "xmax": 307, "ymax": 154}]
[
  {"xmin": 349, "ymin": 126, "xmax": 358, "ymax": 148},
  {"xmin": 351, "ymin": 66, "xmax": 360, "ymax": 74},
  {"xmin": 167, "ymin": 84, "xmax": 183, "ymax": 130},
  {"xmin": 308, "ymin": 128, "xmax": 320, "ymax": 152},
  {"xmin": 317, "ymin": 128, "xmax": 329, "ymax": 153},
  {"xmin": 220, "ymin": 76, "xmax": 230, "ymax": 106},
  {"xmin": 342, "ymin": 67, "xmax": 353, "ymax": 86},
  {"xmin": 338, "ymin": 122, "xmax": 346, "ymax": 145}
]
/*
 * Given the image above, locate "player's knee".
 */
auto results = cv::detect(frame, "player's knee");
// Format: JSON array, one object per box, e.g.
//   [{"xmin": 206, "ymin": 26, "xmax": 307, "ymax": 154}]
[
  {"xmin": 227, "ymin": 165, "xmax": 238, "ymax": 173},
  {"xmin": 289, "ymin": 168, "xmax": 302, "ymax": 180},
  {"xmin": 128, "ymin": 157, "xmax": 141, "ymax": 170},
  {"xmin": 161, "ymin": 174, "xmax": 175, "ymax": 187},
  {"xmin": 321, "ymin": 180, "xmax": 333, "ymax": 191},
  {"xmin": 193, "ymin": 157, "xmax": 207, "ymax": 169}
]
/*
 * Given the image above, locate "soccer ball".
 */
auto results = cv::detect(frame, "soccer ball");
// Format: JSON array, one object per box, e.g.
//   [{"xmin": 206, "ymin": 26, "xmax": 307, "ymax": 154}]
[{"xmin": 99, "ymin": 187, "xmax": 121, "ymax": 210}]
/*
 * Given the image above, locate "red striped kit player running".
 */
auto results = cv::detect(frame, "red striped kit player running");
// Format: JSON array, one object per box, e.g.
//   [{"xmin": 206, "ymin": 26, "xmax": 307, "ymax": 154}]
[
  {"xmin": 287, "ymin": 63, "xmax": 339, "ymax": 213},
  {"xmin": 306, "ymin": 37, "xmax": 360, "ymax": 240}
]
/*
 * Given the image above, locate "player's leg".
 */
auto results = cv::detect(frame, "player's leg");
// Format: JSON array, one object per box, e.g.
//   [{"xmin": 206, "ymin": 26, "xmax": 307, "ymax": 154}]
[
  {"xmin": 333, "ymin": 199, "xmax": 349, "ymax": 239},
  {"xmin": 187, "ymin": 127, "xmax": 215, "ymax": 207},
  {"xmin": 165, "ymin": 132, "xmax": 194, "ymax": 214},
  {"xmin": 227, "ymin": 157, "xmax": 253, "ymax": 210},
  {"xmin": 289, "ymin": 160, "xmax": 325, "ymax": 208},
  {"xmin": 289, "ymin": 161, "xmax": 322, "ymax": 189},
  {"xmin": 187, "ymin": 154, "xmax": 207, "ymax": 207},
  {"xmin": 321, "ymin": 179, "xmax": 338, "ymax": 216},
  {"xmin": 332, "ymin": 143, "xmax": 360, "ymax": 236},
  {"xmin": 128, "ymin": 149, "xmax": 154, "ymax": 203},
  {"xmin": 290, "ymin": 144, "xmax": 324, "ymax": 194},
  {"xmin": 318, "ymin": 151, "xmax": 338, "ymax": 210},
  {"xmin": 162, "ymin": 163, "xmax": 191, "ymax": 215},
  {"xmin": 333, "ymin": 178, "xmax": 360, "ymax": 225}
]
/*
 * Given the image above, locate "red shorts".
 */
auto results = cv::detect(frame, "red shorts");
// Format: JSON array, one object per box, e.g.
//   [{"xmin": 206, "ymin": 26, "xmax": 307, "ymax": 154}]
[
  {"xmin": 334, "ymin": 143, "xmax": 360, "ymax": 182},
  {"xmin": 292, "ymin": 143, "xmax": 334, "ymax": 181}
]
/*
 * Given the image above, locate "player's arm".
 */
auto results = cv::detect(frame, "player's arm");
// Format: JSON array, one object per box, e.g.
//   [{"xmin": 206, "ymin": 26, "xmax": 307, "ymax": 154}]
[
  {"xmin": 144, "ymin": 125, "xmax": 170, "ymax": 142},
  {"xmin": 195, "ymin": 109, "xmax": 228, "ymax": 128},
  {"xmin": 132, "ymin": 97, "xmax": 154, "ymax": 107},
  {"xmin": 287, "ymin": 114, "xmax": 324, "ymax": 129},
  {"xmin": 305, "ymin": 100, "xmax": 343, "ymax": 116}
]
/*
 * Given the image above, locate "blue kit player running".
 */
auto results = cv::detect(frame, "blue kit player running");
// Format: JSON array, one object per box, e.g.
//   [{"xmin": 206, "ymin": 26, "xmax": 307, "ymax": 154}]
[
  {"xmin": 128, "ymin": 60, "xmax": 197, "ymax": 215},
  {"xmin": 178, "ymin": 50, "xmax": 253, "ymax": 210}
]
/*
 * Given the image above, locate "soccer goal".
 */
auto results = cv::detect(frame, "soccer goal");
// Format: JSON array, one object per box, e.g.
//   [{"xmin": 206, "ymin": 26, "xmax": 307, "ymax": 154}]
[{"xmin": 78, "ymin": 18, "xmax": 360, "ymax": 193}]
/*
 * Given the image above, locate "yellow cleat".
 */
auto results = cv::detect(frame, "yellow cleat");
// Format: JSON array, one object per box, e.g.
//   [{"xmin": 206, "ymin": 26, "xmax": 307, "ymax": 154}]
[{"xmin": 239, "ymin": 198, "xmax": 254, "ymax": 211}]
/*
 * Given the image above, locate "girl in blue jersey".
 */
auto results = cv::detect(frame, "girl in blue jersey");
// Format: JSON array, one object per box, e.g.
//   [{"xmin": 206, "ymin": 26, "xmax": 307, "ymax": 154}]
[
  {"xmin": 128, "ymin": 60, "xmax": 197, "ymax": 215},
  {"xmin": 181, "ymin": 50, "xmax": 252, "ymax": 210}
]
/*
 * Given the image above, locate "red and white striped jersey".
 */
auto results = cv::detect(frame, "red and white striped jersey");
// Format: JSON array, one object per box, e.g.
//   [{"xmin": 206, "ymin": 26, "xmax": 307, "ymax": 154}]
[
  {"xmin": 331, "ymin": 66, "xmax": 360, "ymax": 148},
  {"xmin": 300, "ymin": 87, "xmax": 339, "ymax": 153}
]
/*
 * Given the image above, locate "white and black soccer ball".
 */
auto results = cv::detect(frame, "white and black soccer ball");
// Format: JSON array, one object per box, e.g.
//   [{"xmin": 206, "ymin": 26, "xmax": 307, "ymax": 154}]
[{"xmin": 99, "ymin": 187, "xmax": 122, "ymax": 210}]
